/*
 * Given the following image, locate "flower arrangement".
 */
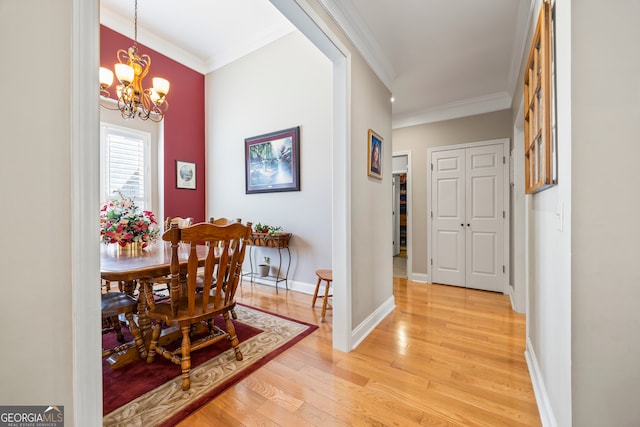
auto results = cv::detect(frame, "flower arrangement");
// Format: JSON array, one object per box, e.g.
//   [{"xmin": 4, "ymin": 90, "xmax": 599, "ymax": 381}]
[{"xmin": 100, "ymin": 192, "xmax": 160, "ymax": 248}]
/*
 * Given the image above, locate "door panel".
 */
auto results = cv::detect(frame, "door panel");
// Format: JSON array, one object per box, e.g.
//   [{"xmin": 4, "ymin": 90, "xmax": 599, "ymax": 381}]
[
  {"xmin": 465, "ymin": 144, "xmax": 503, "ymax": 292},
  {"xmin": 470, "ymin": 231, "xmax": 497, "ymax": 275},
  {"xmin": 431, "ymin": 149, "xmax": 465, "ymax": 286}
]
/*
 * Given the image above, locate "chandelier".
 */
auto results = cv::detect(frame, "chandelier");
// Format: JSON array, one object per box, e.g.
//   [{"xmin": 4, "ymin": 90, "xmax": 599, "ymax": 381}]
[{"xmin": 99, "ymin": 0, "xmax": 170, "ymax": 122}]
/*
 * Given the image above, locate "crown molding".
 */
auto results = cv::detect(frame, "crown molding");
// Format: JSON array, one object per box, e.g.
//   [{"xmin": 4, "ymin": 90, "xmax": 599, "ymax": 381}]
[
  {"xmin": 100, "ymin": 8, "xmax": 209, "ymax": 74},
  {"xmin": 508, "ymin": 0, "xmax": 538, "ymax": 104},
  {"xmin": 392, "ymin": 92, "xmax": 512, "ymax": 129},
  {"xmin": 316, "ymin": 0, "xmax": 395, "ymax": 90}
]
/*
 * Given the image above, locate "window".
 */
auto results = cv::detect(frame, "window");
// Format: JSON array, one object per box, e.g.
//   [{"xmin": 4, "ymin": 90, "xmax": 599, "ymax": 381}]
[
  {"xmin": 524, "ymin": 0, "xmax": 554, "ymax": 194},
  {"xmin": 100, "ymin": 124, "xmax": 151, "ymax": 210}
]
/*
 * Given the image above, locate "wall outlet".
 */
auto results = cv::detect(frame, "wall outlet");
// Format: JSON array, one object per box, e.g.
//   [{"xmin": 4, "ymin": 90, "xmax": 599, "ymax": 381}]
[{"xmin": 263, "ymin": 257, "xmax": 270, "ymax": 264}]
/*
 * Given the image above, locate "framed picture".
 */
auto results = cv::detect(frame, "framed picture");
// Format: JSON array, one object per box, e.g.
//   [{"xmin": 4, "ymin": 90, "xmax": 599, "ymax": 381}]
[
  {"xmin": 245, "ymin": 126, "xmax": 300, "ymax": 194},
  {"xmin": 367, "ymin": 129, "xmax": 383, "ymax": 179},
  {"xmin": 176, "ymin": 160, "xmax": 196, "ymax": 190}
]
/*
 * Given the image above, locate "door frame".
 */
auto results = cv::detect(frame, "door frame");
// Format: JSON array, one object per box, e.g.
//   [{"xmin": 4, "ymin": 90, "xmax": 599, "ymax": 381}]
[{"xmin": 426, "ymin": 138, "xmax": 510, "ymax": 291}]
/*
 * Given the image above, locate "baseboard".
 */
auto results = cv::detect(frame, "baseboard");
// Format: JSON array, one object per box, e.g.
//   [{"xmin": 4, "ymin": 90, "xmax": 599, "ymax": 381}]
[
  {"xmin": 241, "ymin": 275, "xmax": 316, "ymax": 295},
  {"xmin": 350, "ymin": 295, "xmax": 396, "ymax": 350},
  {"xmin": 525, "ymin": 337, "xmax": 558, "ymax": 427},
  {"xmin": 410, "ymin": 272, "xmax": 429, "ymax": 283},
  {"xmin": 507, "ymin": 286, "xmax": 516, "ymax": 310}
]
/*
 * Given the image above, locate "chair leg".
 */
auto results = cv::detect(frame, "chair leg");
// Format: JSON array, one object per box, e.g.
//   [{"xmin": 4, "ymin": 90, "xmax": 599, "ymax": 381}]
[
  {"xmin": 180, "ymin": 325, "xmax": 192, "ymax": 391},
  {"xmin": 311, "ymin": 276, "xmax": 322, "ymax": 307},
  {"xmin": 124, "ymin": 311, "xmax": 147, "ymax": 359},
  {"xmin": 224, "ymin": 312, "xmax": 243, "ymax": 361},
  {"xmin": 111, "ymin": 315, "xmax": 125, "ymax": 343},
  {"xmin": 146, "ymin": 323, "xmax": 162, "ymax": 364},
  {"xmin": 321, "ymin": 280, "xmax": 331, "ymax": 322}
]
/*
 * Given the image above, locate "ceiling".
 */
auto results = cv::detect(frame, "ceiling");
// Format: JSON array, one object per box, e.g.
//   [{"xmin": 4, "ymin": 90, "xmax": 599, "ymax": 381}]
[{"xmin": 100, "ymin": 0, "xmax": 533, "ymax": 129}]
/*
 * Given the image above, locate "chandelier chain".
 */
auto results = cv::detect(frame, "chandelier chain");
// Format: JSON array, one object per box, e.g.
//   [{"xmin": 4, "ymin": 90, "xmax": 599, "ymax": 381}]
[{"xmin": 134, "ymin": 0, "xmax": 138, "ymax": 46}]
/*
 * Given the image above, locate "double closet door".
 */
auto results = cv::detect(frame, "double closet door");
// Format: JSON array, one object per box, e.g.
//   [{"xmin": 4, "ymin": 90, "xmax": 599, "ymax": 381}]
[{"xmin": 430, "ymin": 142, "xmax": 506, "ymax": 292}]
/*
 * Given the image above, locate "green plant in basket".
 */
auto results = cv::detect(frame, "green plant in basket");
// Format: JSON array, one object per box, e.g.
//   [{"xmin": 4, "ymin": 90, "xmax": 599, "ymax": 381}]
[{"xmin": 253, "ymin": 223, "xmax": 283, "ymax": 235}]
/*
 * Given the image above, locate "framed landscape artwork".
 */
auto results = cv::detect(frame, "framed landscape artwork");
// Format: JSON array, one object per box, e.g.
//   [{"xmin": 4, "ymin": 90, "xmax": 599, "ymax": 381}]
[
  {"xmin": 176, "ymin": 160, "xmax": 196, "ymax": 190},
  {"xmin": 367, "ymin": 129, "xmax": 383, "ymax": 179},
  {"xmin": 245, "ymin": 126, "xmax": 300, "ymax": 194}
]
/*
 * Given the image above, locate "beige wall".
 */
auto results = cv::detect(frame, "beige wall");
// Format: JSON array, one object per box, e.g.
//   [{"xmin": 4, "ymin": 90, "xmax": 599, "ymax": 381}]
[
  {"xmin": 392, "ymin": 110, "xmax": 512, "ymax": 278},
  {"xmin": 205, "ymin": 31, "xmax": 333, "ymax": 290},
  {"xmin": 0, "ymin": 0, "xmax": 77, "ymax": 422},
  {"xmin": 571, "ymin": 0, "xmax": 640, "ymax": 424},
  {"xmin": 349, "ymin": 52, "xmax": 394, "ymax": 326}
]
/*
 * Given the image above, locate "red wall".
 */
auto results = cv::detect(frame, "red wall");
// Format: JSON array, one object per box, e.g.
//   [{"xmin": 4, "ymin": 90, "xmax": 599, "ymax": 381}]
[{"xmin": 100, "ymin": 25, "xmax": 206, "ymax": 223}]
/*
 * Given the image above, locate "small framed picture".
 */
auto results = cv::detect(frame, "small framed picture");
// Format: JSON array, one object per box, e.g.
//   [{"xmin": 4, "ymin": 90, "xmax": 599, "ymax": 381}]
[
  {"xmin": 176, "ymin": 160, "xmax": 196, "ymax": 190},
  {"xmin": 367, "ymin": 129, "xmax": 383, "ymax": 179}
]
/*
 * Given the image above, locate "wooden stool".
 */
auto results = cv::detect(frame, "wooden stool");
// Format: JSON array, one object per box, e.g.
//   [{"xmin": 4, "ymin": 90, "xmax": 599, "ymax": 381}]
[{"xmin": 312, "ymin": 269, "xmax": 333, "ymax": 322}]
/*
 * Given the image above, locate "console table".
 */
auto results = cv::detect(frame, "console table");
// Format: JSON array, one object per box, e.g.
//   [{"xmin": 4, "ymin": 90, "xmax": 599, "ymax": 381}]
[{"xmin": 245, "ymin": 232, "xmax": 292, "ymax": 293}]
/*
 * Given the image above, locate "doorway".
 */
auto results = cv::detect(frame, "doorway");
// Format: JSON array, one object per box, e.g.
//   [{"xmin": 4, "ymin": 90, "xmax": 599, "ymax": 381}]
[{"xmin": 392, "ymin": 153, "xmax": 410, "ymax": 279}]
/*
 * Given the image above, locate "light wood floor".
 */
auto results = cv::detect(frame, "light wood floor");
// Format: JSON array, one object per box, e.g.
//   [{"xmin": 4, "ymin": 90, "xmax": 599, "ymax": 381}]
[{"xmin": 178, "ymin": 278, "xmax": 541, "ymax": 426}]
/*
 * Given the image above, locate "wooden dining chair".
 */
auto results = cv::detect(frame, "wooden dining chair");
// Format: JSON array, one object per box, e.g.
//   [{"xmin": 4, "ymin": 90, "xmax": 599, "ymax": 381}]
[
  {"xmin": 209, "ymin": 217, "xmax": 242, "ymax": 226},
  {"xmin": 144, "ymin": 221, "xmax": 252, "ymax": 391},
  {"xmin": 150, "ymin": 216, "xmax": 195, "ymax": 299},
  {"xmin": 206, "ymin": 217, "xmax": 243, "ymax": 318},
  {"xmin": 164, "ymin": 216, "xmax": 194, "ymax": 231}
]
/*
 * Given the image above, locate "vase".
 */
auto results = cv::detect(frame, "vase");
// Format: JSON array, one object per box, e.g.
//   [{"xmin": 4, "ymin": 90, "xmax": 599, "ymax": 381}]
[
  {"xmin": 258, "ymin": 264, "xmax": 270, "ymax": 277},
  {"xmin": 115, "ymin": 242, "xmax": 143, "ymax": 255}
]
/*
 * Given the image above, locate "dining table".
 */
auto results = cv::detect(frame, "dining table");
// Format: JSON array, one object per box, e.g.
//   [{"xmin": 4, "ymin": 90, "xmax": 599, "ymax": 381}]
[{"xmin": 101, "ymin": 241, "xmax": 210, "ymax": 368}]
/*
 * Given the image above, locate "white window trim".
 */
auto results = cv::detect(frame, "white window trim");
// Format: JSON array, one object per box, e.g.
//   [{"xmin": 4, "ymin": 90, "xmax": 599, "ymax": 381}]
[{"xmin": 100, "ymin": 122, "xmax": 152, "ymax": 210}]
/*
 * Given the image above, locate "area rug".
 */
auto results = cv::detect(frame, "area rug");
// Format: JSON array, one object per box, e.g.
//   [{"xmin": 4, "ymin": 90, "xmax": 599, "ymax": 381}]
[{"xmin": 103, "ymin": 304, "xmax": 317, "ymax": 427}]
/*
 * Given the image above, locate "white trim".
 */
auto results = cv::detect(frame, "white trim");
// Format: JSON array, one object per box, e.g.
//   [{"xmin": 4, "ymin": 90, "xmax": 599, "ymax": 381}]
[
  {"xmin": 99, "ymin": 122, "xmax": 153, "ymax": 211},
  {"xmin": 73, "ymin": 0, "xmax": 102, "ymax": 424},
  {"xmin": 393, "ymin": 92, "xmax": 512, "ymax": 130},
  {"xmin": 242, "ymin": 277, "xmax": 317, "ymax": 296},
  {"xmin": 525, "ymin": 337, "xmax": 558, "ymax": 427},
  {"xmin": 270, "ymin": 0, "xmax": 352, "ymax": 352},
  {"xmin": 507, "ymin": 0, "xmax": 537, "ymax": 104},
  {"xmin": 316, "ymin": 0, "xmax": 395, "ymax": 89},
  {"xmin": 410, "ymin": 272, "xmax": 429, "ymax": 284},
  {"xmin": 351, "ymin": 296, "xmax": 396, "ymax": 350},
  {"xmin": 426, "ymin": 138, "xmax": 510, "ymax": 293}
]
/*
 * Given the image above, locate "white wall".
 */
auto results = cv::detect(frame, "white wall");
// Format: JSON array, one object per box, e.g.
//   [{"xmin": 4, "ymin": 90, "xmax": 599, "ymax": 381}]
[{"xmin": 205, "ymin": 31, "xmax": 333, "ymax": 292}]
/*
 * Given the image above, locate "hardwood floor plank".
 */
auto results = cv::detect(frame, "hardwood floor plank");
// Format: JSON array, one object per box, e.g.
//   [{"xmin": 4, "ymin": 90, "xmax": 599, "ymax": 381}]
[
  {"xmin": 176, "ymin": 280, "xmax": 540, "ymax": 426},
  {"xmin": 428, "ymin": 380, "xmax": 540, "ymax": 426}
]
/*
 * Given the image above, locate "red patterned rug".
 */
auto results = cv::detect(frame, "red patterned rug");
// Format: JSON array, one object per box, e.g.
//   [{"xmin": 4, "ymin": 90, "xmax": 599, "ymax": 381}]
[{"xmin": 103, "ymin": 304, "xmax": 317, "ymax": 426}]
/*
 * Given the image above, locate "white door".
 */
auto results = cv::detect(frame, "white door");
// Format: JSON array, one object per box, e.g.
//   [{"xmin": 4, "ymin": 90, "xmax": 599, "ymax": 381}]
[
  {"xmin": 431, "ymin": 143, "xmax": 505, "ymax": 292},
  {"xmin": 465, "ymin": 144, "xmax": 504, "ymax": 292},
  {"xmin": 431, "ymin": 149, "xmax": 465, "ymax": 287}
]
